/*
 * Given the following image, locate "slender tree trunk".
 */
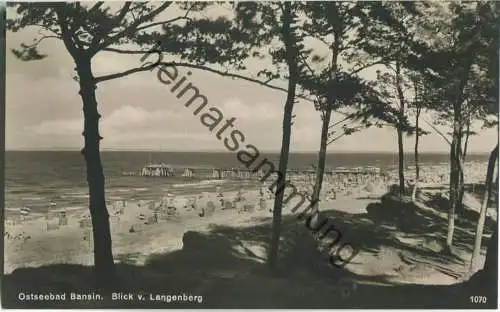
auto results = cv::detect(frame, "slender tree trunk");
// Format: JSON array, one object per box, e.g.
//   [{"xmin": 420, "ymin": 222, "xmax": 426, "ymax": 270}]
[
  {"xmin": 309, "ymin": 36, "xmax": 339, "ymax": 227},
  {"xmin": 458, "ymin": 121, "xmax": 471, "ymax": 210},
  {"xmin": 447, "ymin": 143, "xmax": 457, "ymax": 250},
  {"xmin": 481, "ymin": 142, "xmax": 499, "ymax": 290},
  {"xmin": 395, "ymin": 62, "xmax": 406, "ymax": 197},
  {"xmin": 411, "ymin": 107, "xmax": 421, "ymax": 203},
  {"xmin": 267, "ymin": 2, "xmax": 298, "ymax": 271},
  {"xmin": 463, "ymin": 120, "xmax": 471, "ymax": 162},
  {"xmin": 456, "ymin": 127, "xmax": 464, "ymax": 214},
  {"xmin": 470, "ymin": 144, "xmax": 498, "ymax": 272},
  {"xmin": 397, "ymin": 126, "xmax": 405, "ymax": 196},
  {"xmin": 77, "ymin": 58, "xmax": 115, "ymax": 281},
  {"xmin": 457, "ymin": 167, "xmax": 465, "ymax": 213},
  {"xmin": 482, "ymin": 226, "xmax": 498, "ymax": 286},
  {"xmin": 446, "ymin": 102, "xmax": 463, "ymax": 251},
  {"xmin": 310, "ymin": 108, "xmax": 332, "ymax": 227}
]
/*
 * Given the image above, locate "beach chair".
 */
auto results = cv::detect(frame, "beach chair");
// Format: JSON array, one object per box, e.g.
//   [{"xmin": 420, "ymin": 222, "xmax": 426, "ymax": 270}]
[
  {"xmin": 206, "ymin": 201, "xmax": 216, "ymax": 217},
  {"xmin": 258, "ymin": 198, "xmax": 267, "ymax": 211},
  {"xmin": 223, "ymin": 200, "xmax": 233, "ymax": 210},
  {"xmin": 167, "ymin": 206, "xmax": 177, "ymax": 217},
  {"xmin": 186, "ymin": 197, "xmax": 196, "ymax": 211},
  {"xmin": 79, "ymin": 218, "xmax": 89, "ymax": 228},
  {"xmin": 82, "ymin": 228, "xmax": 93, "ymax": 244},
  {"xmin": 46, "ymin": 222, "xmax": 60, "ymax": 231},
  {"xmin": 218, "ymin": 197, "xmax": 225, "ymax": 209},
  {"xmin": 146, "ymin": 213, "xmax": 158, "ymax": 225},
  {"xmin": 245, "ymin": 204, "xmax": 255, "ymax": 213},
  {"xmin": 58, "ymin": 211, "xmax": 68, "ymax": 226},
  {"xmin": 20, "ymin": 207, "xmax": 31, "ymax": 216},
  {"xmin": 235, "ymin": 200, "xmax": 245, "ymax": 214},
  {"xmin": 216, "ymin": 186, "xmax": 224, "ymax": 200}
]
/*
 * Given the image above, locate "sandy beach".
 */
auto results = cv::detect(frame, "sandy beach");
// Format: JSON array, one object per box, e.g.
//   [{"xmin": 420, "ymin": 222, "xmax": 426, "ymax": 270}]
[{"xmin": 5, "ymin": 171, "xmax": 492, "ymax": 286}]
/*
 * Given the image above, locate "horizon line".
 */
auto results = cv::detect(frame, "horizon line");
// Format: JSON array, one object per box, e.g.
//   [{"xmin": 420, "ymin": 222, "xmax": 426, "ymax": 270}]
[{"xmin": 3, "ymin": 148, "xmax": 491, "ymax": 155}]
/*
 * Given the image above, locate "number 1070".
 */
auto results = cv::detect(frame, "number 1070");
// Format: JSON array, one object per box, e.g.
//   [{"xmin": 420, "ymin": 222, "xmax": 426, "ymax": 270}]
[{"xmin": 470, "ymin": 296, "xmax": 487, "ymax": 304}]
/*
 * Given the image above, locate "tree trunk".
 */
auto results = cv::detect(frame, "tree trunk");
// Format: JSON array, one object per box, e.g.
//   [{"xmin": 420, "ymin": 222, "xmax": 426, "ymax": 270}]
[
  {"xmin": 463, "ymin": 120, "xmax": 471, "ymax": 162},
  {"xmin": 395, "ymin": 61, "xmax": 406, "ymax": 197},
  {"xmin": 482, "ymin": 226, "xmax": 498, "ymax": 287},
  {"xmin": 458, "ymin": 121, "xmax": 471, "ymax": 211},
  {"xmin": 470, "ymin": 144, "xmax": 498, "ymax": 272},
  {"xmin": 310, "ymin": 108, "xmax": 333, "ymax": 227},
  {"xmin": 267, "ymin": 2, "xmax": 298, "ymax": 271},
  {"xmin": 411, "ymin": 107, "xmax": 421, "ymax": 203},
  {"xmin": 457, "ymin": 167, "xmax": 465, "ymax": 213},
  {"xmin": 77, "ymin": 58, "xmax": 115, "ymax": 282},
  {"xmin": 480, "ymin": 149, "xmax": 498, "ymax": 298},
  {"xmin": 446, "ymin": 101, "xmax": 463, "ymax": 251},
  {"xmin": 397, "ymin": 126, "xmax": 405, "ymax": 196}
]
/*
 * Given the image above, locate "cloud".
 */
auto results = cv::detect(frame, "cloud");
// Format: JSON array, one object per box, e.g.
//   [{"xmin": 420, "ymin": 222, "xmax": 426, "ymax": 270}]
[
  {"xmin": 103, "ymin": 106, "xmax": 162, "ymax": 129},
  {"xmin": 5, "ymin": 28, "xmax": 496, "ymax": 153},
  {"xmin": 221, "ymin": 98, "xmax": 283, "ymax": 120},
  {"xmin": 29, "ymin": 119, "xmax": 81, "ymax": 135}
]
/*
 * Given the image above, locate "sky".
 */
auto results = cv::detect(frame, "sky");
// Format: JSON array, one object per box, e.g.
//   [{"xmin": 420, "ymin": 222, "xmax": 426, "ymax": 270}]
[{"xmin": 5, "ymin": 5, "xmax": 498, "ymax": 153}]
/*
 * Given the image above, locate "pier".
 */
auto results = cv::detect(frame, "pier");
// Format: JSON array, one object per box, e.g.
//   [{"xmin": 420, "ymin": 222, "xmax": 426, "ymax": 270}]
[{"xmin": 123, "ymin": 166, "xmax": 384, "ymax": 184}]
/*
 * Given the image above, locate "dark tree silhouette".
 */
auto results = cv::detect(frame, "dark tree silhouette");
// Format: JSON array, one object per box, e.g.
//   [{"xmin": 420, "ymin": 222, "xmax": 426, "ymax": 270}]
[
  {"xmin": 6, "ymin": 2, "xmax": 242, "ymax": 283},
  {"xmin": 230, "ymin": 2, "xmax": 310, "ymax": 271},
  {"xmin": 261, "ymin": 2, "xmax": 300, "ymax": 271},
  {"xmin": 408, "ymin": 75, "xmax": 431, "ymax": 202},
  {"xmin": 353, "ymin": 2, "xmax": 428, "ymax": 197},
  {"xmin": 470, "ymin": 144, "xmax": 498, "ymax": 271},
  {"xmin": 297, "ymin": 2, "xmax": 385, "ymax": 226},
  {"xmin": 413, "ymin": 2, "xmax": 499, "ymax": 251}
]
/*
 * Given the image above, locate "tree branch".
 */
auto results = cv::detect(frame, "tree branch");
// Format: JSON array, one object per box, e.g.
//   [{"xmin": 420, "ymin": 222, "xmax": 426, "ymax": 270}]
[
  {"xmin": 29, "ymin": 35, "xmax": 61, "ymax": 48},
  {"xmin": 96, "ymin": 2, "xmax": 173, "ymax": 51},
  {"xmin": 115, "ymin": 2, "xmax": 132, "ymax": 24},
  {"xmin": 349, "ymin": 58, "xmax": 385, "ymax": 76},
  {"xmin": 328, "ymin": 113, "xmax": 356, "ymax": 129},
  {"xmin": 54, "ymin": 7, "xmax": 81, "ymax": 59},
  {"xmin": 101, "ymin": 47, "xmax": 146, "ymax": 54},
  {"xmin": 30, "ymin": 23, "xmax": 62, "ymax": 37},
  {"xmin": 135, "ymin": 5, "xmax": 194, "ymax": 32},
  {"xmin": 327, "ymin": 125, "xmax": 364, "ymax": 146},
  {"xmin": 422, "ymin": 117, "xmax": 452, "ymax": 146},
  {"xmin": 89, "ymin": 2, "xmax": 105, "ymax": 12},
  {"xmin": 135, "ymin": 17, "xmax": 192, "ymax": 32},
  {"xmin": 86, "ymin": 2, "xmax": 133, "ymax": 54},
  {"xmin": 94, "ymin": 61, "xmax": 290, "ymax": 93}
]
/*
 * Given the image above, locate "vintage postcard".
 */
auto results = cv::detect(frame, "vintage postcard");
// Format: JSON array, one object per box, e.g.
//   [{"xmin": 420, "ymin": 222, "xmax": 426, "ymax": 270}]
[{"xmin": 1, "ymin": 1, "xmax": 498, "ymax": 309}]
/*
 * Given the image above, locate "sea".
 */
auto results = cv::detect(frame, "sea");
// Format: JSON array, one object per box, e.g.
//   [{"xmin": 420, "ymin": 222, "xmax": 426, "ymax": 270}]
[{"xmin": 4, "ymin": 151, "xmax": 489, "ymax": 213}]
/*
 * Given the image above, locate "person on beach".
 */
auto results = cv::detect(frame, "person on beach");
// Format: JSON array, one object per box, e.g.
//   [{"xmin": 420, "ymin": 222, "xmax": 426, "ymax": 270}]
[
  {"xmin": 235, "ymin": 188, "xmax": 245, "ymax": 213},
  {"xmin": 216, "ymin": 185, "xmax": 224, "ymax": 208},
  {"xmin": 258, "ymin": 186, "xmax": 267, "ymax": 211}
]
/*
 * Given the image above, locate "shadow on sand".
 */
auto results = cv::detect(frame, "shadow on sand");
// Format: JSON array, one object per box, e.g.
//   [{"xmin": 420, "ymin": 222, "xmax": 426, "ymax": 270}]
[{"xmin": 2, "ymin": 193, "xmax": 497, "ymax": 308}]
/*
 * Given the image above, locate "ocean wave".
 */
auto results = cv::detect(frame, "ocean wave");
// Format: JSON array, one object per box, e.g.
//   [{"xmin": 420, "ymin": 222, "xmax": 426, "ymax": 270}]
[
  {"xmin": 107, "ymin": 196, "xmax": 124, "ymax": 201},
  {"xmin": 20, "ymin": 196, "xmax": 47, "ymax": 201},
  {"xmin": 172, "ymin": 180, "xmax": 227, "ymax": 189},
  {"xmin": 5, "ymin": 207, "xmax": 22, "ymax": 212},
  {"xmin": 61, "ymin": 206, "xmax": 87, "ymax": 211},
  {"xmin": 110, "ymin": 187, "xmax": 149, "ymax": 193},
  {"xmin": 60, "ymin": 194, "xmax": 90, "ymax": 199},
  {"xmin": 111, "ymin": 188, "xmax": 133, "ymax": 193}
]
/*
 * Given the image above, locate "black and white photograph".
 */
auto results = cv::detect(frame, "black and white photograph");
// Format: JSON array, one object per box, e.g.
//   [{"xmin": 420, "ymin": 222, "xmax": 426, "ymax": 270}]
[{"xmin": 1, "ymin": 1, "xmax": 499, "ymax": 308}]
